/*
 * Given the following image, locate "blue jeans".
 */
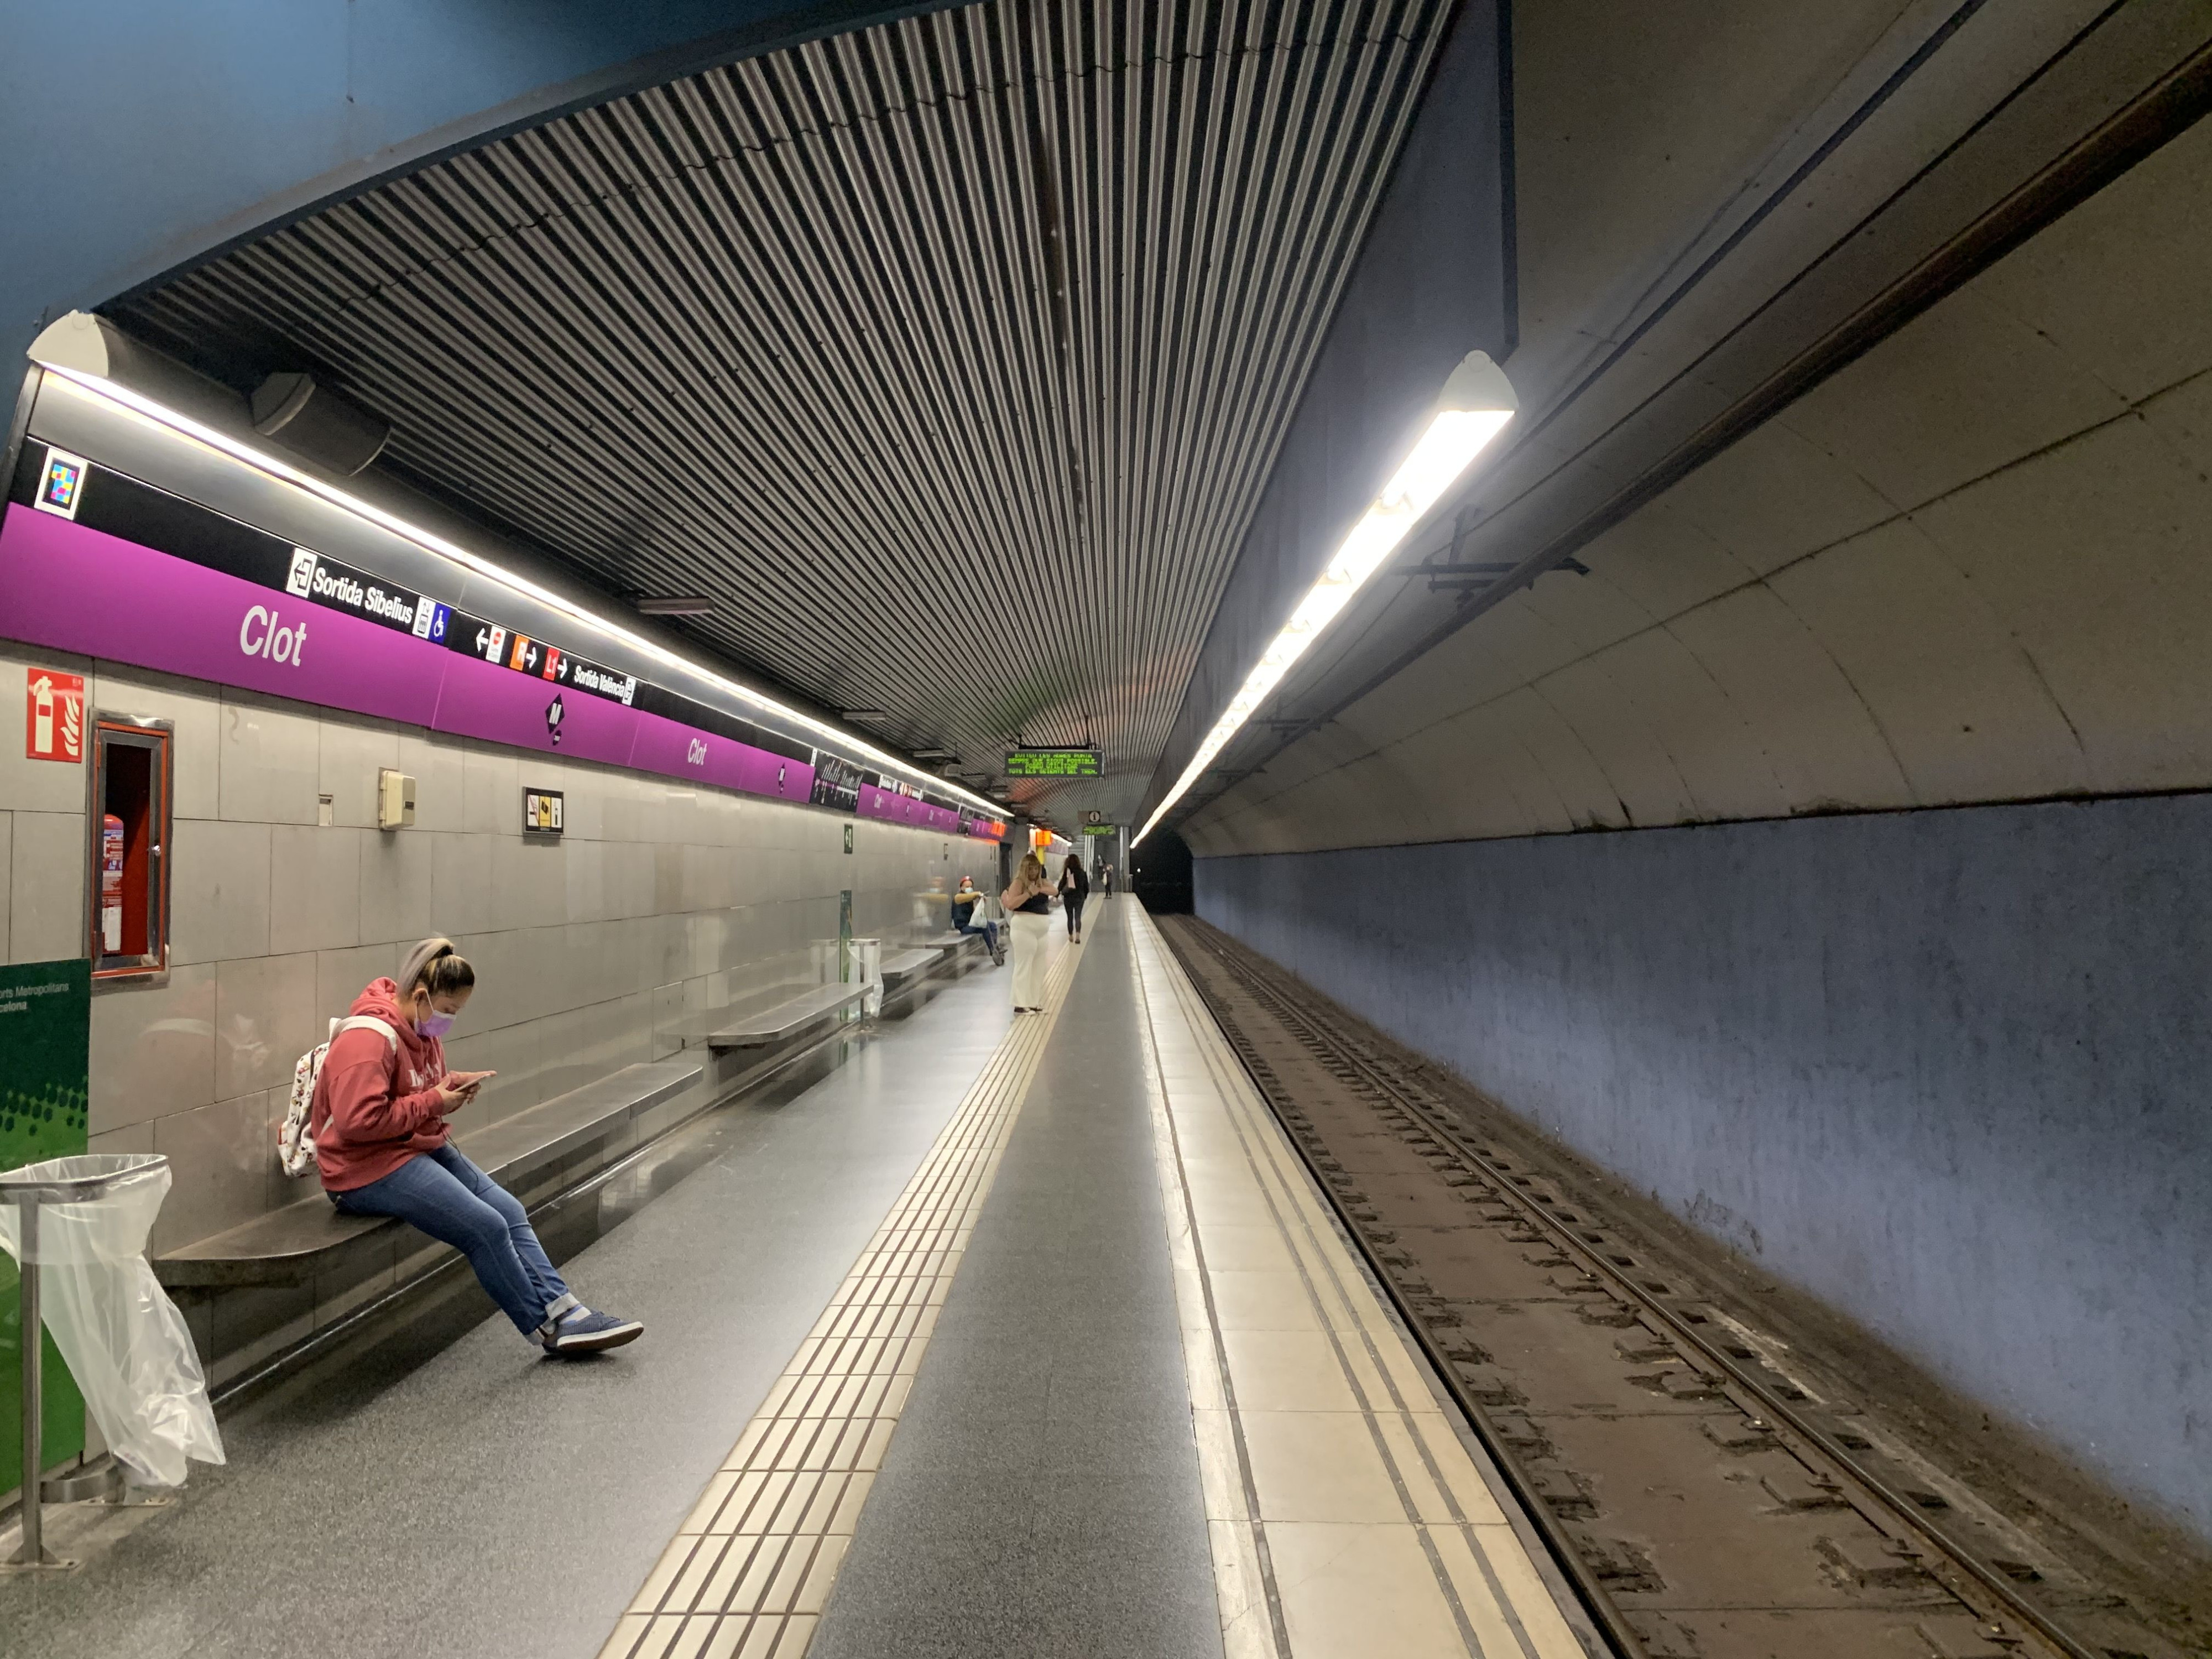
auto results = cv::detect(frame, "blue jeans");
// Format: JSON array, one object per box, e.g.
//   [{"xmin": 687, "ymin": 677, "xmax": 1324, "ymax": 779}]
[
  {"xmin": 333, "ymin": 1145, "xmax": 573, "ymax": 1336},
  {"xmin": 957, "ymin": 919, "xmax": 1000, "ymax": 954}
]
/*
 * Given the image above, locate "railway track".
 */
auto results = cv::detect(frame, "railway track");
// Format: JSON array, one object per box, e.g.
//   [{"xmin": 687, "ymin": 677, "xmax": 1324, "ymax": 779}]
[{"xmin": 1159, "ymin": 915, "xmax": 2189, "ymax": 1659}]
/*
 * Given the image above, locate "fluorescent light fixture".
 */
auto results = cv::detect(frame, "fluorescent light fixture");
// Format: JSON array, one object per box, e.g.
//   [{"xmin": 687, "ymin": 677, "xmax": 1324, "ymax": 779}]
[
  {"xmin": 1134, "ymin": 351, "xmax": 1516, "ymax": 847},
  {"xmin": 636, "ymin": 594, "xmax": 715, "ymax": 615},
  {"xmin": 27, "ymin": 325, "xmax": 1012, "ymax": 821}
]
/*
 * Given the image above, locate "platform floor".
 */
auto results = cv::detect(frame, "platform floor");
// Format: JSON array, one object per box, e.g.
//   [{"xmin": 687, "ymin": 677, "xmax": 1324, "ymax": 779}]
[{"xmin": 2, "ymin": 900, "xmax": 1584, "ymax": 1659}]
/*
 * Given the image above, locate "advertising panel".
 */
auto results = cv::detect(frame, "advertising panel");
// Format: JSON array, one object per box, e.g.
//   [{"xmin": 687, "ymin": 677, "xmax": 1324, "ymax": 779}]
[{"xmin": 0, "ymin": 959, "xmax": 91, "ymax": 1494}]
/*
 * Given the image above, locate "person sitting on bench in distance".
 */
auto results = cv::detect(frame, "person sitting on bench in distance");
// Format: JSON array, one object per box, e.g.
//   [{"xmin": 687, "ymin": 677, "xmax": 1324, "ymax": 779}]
[
  {"xmin": 310, "ymin": 936, "xmax": 644, "ymax": 1356},
  {"xmin": 951, "ymin": 874, "xmax": 1005, "ymax": 965}
]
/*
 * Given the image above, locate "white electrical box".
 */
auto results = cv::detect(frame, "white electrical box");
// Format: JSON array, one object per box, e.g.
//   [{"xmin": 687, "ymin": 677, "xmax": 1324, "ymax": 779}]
[{"xmin": 377, "ymin": 769, "xmax": 416, "ymax": 830}]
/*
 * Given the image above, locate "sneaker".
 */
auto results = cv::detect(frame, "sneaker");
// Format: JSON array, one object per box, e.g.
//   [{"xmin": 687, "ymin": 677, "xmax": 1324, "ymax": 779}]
[{"xmin": 542, "ymin": 1307, "xmax": 644, "ymax": 1355}]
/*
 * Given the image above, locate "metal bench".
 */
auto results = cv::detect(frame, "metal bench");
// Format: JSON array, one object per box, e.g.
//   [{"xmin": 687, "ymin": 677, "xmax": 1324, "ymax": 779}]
[
  {"xmin": 703, "ymin": 982, "xmax": 870, "ymax": 1050},
  {"xmin": 153, "ymin": 1057, "xmax": 704, "ymax": 1290}
]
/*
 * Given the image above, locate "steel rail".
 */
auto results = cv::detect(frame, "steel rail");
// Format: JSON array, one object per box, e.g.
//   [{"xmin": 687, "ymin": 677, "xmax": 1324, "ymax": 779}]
[{"xmin": 1166, "ymin": 920, "xmax": 2110, "ymax": 1659}]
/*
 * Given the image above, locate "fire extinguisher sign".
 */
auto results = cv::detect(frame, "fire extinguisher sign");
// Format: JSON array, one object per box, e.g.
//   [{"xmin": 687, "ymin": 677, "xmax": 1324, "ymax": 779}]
[{"xmin": 25, "ymin": 668, "xmax": 85, "ymax": 762}]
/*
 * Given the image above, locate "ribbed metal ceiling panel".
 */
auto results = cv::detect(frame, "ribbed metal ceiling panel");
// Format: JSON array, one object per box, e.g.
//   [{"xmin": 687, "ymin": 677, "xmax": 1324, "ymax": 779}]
[{"xmin": 112, "ymin": 0, "xmax": 1453, "ymax": 821}]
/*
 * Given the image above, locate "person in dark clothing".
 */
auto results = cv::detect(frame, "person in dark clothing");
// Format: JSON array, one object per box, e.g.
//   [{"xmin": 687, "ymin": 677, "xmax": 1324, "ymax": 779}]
[
  {"xmin": 1058, "ymin": 853, "xmax": 1091, "ymax": 942},
  {"xmin": 951, "ymin": 874, "xmax": 1005, "ymax": 965}
]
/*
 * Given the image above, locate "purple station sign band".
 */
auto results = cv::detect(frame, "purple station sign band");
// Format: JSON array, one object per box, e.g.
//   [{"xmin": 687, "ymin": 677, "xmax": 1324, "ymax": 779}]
[{"xmin": 3, "ymin": 446, "xmax": 1004, "ymax": 837}]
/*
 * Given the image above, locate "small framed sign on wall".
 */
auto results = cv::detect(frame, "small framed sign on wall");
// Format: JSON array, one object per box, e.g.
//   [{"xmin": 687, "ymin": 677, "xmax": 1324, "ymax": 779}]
[{"xmin": 523, "ymin": 787, "xmax": 564, "ymax": 837}]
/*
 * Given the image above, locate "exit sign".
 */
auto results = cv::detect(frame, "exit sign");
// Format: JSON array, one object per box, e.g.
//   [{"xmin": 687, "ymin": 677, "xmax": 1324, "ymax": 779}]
[{"xmin": 1004, "ymin": 748, "xmax": 1101, "ymax": 778}]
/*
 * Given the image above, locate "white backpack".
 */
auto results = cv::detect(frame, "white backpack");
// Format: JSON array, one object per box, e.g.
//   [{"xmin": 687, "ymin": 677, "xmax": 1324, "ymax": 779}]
[{"xmin": 278, "ymin": 1016, "xmax": 399, "ymax": 1177}]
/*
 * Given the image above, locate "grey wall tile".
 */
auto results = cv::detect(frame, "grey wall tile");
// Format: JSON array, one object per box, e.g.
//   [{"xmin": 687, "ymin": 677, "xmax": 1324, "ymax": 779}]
[
  {"xmin": 269, "ymin": 825, "xmax": 362, "ymax": 954},
  {"xmin": 0, "ymin": 812, "xmax": 11, "ymax": 961},
  {"xmin": 90, "ymin": 962, "xmax": 216, "ymax": 1134},
  {"xmin": 493, "ymin": 835, "xmax": 565, "ymax": 930},
  {"xmin": 152, "ymin": 1091, "xmax": 280, "ymax": 1254},
  {"xmin": 431, "ymin": 832, "xmax": 494, "ymax": 934},
  {"xmin": 11, "ymin": 809, "xmax": 86, "ymax": 964},
  {"xmin": 215, "ymin": 953, "xmax": 320, "ymax": 1102},
  {"xmin": 319, "ymin": 714, "xmax": 401, "ymax": 828},
  {"xmin": 359, "ymin": 825, "xmax": 436, "ymax": 946},
  {"xmin": 462, "ymin": 747, "xmax": 520, "ymax": 836},
  {"xmin": 97, "ymin": 663, "xmax": 224, "ymax": 822},
  {"xmin": 217, "ymin": 691, "xmax": 321, "ymax": 824},
  {"xmin": 317, "ymin": 943, "xmax": 404, "ymax": 1021},
  {"xmin": 169, "ymin": 817, "xmax": 272, "ymax": 965},
  {"xmin": 88, "ymin": 1121, "xmax": 155, "ymax": 1156},
  {"xmin": 398, "ymin": 731, "xmax": 467, "ymax": 832}
]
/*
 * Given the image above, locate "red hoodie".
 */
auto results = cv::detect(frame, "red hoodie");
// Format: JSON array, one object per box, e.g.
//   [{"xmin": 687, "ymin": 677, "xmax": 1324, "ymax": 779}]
[{"xmin": 310, "ymin": 977, "xmax": 453, "ymax": 1191}]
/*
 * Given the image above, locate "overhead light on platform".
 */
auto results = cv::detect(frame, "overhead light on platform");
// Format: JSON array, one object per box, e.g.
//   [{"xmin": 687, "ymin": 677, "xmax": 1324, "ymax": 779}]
[
  {"xmin": 1134, "ymin": 351, "xmax": 1515, "ymax": 847},
  {"xmin": 635, "ymin": 594, "xmax": 715, "ymax": 615},
  {"xmin": 28, "ymin": 314, "xmax": 1011, "ymax": 822}
]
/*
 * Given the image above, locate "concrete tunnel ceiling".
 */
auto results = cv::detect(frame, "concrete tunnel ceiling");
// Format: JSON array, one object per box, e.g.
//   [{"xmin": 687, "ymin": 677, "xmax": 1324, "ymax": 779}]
[{"xmin": 101, "ymin": 0, "xmax": 1493, "ymax": 833}]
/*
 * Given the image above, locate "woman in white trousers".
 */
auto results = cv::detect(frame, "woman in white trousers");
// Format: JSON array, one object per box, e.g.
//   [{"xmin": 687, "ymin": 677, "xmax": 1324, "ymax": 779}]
[{"xmin": 1001, "ymin": 852, "xmax": 1056, "ymax": 1013}]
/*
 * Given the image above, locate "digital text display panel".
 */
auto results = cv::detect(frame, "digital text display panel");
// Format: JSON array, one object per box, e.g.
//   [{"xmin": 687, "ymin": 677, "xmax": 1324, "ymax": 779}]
[{"xmin": 1004, "ymin": 748, "xmax": 1101, "ymax": 778}]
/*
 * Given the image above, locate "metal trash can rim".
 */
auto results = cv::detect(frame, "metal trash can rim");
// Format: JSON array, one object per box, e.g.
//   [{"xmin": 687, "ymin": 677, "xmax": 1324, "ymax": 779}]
[{"xmin": 0, "ymin": 1153, "xmax": 169, "ymax": 1205}]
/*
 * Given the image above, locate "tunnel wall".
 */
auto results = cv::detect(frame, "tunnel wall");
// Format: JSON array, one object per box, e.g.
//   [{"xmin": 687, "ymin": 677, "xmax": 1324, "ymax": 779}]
[
  {"xmin": 0, "ymin": 630, "xmax": 997, "ymax": 1273},
  {"xmin": 1194, "ymin": 794, "xmax": 2212, "ymax": 1541}
]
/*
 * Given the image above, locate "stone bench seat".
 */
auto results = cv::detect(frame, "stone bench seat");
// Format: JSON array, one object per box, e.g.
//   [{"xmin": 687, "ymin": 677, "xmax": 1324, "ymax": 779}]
[
  {"xmin": 703, "ymin": 982, "xmax": 869, "ymax": 1050},
  {"xmin": 152, "ymin": 1057, "xmax": 705, "ymax": 1290},
  {"xmin": 879, "ymin": 947, "xmax": 944, "ymax": 984},
  {"xmin": 920, "ymin": 930, "xmax": 989, "ymax": 954}
]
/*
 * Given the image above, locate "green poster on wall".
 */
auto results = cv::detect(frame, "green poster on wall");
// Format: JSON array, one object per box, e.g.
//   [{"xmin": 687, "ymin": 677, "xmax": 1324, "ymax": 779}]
[{"xmin": 0, "ymin": 958, "xmax": 91, "ymax": 1496}]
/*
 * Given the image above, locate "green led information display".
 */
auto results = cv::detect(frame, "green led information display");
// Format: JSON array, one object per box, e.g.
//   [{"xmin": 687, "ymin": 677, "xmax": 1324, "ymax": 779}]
[
  {"xmin": 1082, "ymin": 824, "xmax": 1118, "ymax": 837},
  {"xmin": 1004, "ymin": 748, "xmax": 1102, "ymax": 778}
]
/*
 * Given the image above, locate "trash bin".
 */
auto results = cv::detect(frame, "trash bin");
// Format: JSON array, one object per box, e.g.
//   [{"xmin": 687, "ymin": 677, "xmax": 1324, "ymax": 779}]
[
  {"xmin": 811, "ymin": 936, "xmax": 883, "ymax": 1015},
  {"xmin": 0, "ymin": 1154, "xmax": 224, "ymax": 1566}
]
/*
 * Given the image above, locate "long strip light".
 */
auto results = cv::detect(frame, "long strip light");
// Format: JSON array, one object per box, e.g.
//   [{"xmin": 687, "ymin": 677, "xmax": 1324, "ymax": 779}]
[
  {"xmin": 30, "ymin": 349, "xmax": 1013, "ymax": 821},
  {"xmin": 1134, "ymin": 351, "xmax": 1516, "ymax": 847}
]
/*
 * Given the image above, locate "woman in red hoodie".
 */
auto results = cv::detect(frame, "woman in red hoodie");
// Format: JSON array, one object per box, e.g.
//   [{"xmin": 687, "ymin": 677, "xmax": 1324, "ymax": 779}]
[{"xmin": 311, "ymin": 937, "xmax": 643, "ymax": 1355}]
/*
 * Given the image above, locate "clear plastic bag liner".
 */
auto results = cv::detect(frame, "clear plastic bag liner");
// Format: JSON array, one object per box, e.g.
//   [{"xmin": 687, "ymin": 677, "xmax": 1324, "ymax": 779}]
[{"xmin": 0, "ymin": 1155, "xmax": 225, "ymax": 1486}]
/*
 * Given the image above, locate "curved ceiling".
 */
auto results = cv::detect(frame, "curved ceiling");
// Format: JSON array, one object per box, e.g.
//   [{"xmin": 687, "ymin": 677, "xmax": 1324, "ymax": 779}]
[
  {"xmin": 1183, "ymin": 111, "xmax": 2212, "ymax": 857},
  {"xmin": 1152, "ymin": 0, "xmax": 2212, "ymax": 846},
  {"xmin": 107, "ymin": 0, "xmax": 1459, "ymax": 828}
]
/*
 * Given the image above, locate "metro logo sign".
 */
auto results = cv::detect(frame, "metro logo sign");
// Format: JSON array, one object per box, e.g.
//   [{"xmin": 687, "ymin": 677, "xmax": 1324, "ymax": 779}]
[{"xmin": 25, "ymin": 668, "xmax": 84, "ymax": 762}]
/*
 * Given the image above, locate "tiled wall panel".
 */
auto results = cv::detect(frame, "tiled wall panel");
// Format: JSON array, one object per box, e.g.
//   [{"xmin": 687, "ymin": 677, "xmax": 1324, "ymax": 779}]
[{"xmin": 0, "ymin": 637, "xmax": 1000, "ymax": 1254}]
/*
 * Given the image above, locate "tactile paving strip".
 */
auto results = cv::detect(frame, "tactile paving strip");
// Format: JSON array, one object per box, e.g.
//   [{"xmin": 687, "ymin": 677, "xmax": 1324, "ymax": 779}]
[
  {"xmin": 1129, "ymin": 912, "xmax": 1587, "ymax": 1659},
  {"xmin": 598, "ymin": 941, "xmax": 1083, "ymax": 1659}
]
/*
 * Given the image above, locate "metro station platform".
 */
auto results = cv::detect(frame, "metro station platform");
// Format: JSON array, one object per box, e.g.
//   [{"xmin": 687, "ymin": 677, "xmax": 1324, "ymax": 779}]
[{"xmin": 2, "ymin": 898, "xmax": 1586, "ymax": 1659}]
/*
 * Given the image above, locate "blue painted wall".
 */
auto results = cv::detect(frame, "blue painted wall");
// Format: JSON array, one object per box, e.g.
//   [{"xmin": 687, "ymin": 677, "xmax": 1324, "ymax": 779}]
[
  {"xmin": 1194, "ymin": 794, "xmax": 2212, "ymax": 1540},
  {"xmin": 0, "ymin": 0, "xmax": 942, "ymax": 366}
]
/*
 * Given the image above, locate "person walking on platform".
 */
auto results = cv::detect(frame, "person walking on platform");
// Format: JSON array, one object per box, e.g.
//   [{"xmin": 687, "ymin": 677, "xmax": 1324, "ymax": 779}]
[
  {"xmin": 311, "ymin": 937, "xmax": 644, "ymax": 1356},
  {"xmin": 951, "ymin": 874, "xmax": 1005, "ymax": 966},
  {"xmin": 1002, "ymin": 853, "xmax": 1055, "ymax": 1013},
  {"xmin": 1058, "ymin": 852, "xmax": 1091, "ymax": 942},
  {"xmin": 1100, "ymin": 863, "xmax": 1114, "ymax": 898}
]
